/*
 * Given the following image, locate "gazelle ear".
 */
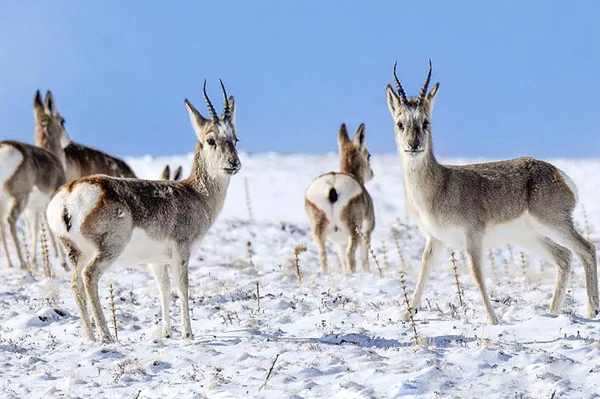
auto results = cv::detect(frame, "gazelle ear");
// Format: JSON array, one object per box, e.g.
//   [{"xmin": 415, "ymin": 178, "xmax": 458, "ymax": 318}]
[
  {"xmin": 386, "ymin": 85, "xmax": 402, "ymax": 116},
  {"xmin": 184, "ymin": 99, "xmax": 207, "ymax": 139},
  {"xmin": 426, "ymin": 83, "xmax": 440, "ymax": 112},
  {"xmin": 354, "ymin": 123, "xmax": 366, "ymax": 147},
  {"xmin": 225, "ymin": 96, "xmax": 235, "ymax": 123},
  {"xmin": 33, "ymin": 90, "xmax": 45, "ymax": 120},
  {"xmin": 173, "ymin": 166, "xmax": 183, "ymax": 181},
  {"xmin": 44, "ymin": 90, "xmax": 57, "ymax": 115},
  {"xmin": 338, "ymin": 123, "xmax": 350, "ymax": 147},
  {"xmin": 160, "ymin": 165, "xmax": 170, "ymax": 180}
]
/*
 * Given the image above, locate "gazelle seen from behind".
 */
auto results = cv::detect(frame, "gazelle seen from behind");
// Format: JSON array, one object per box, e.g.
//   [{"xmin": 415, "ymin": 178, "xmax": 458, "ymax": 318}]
[
  {"xmin": 305, "ymin": 123, "xmax": 375, "ymax": 274},
  {"xmin": 47, "ymin": 80, "xmax": 241, "ymax": 342},
  {"xmin": 44, "ymin": 91, "xmax": 136, "ymax": 181},
  {"xmin": 0, "ymin": 91, "xmax": 66, "ymax": 269},
  {"xmin": 386, "ymin": 60, "xmax": 598, "ymax": 324}
]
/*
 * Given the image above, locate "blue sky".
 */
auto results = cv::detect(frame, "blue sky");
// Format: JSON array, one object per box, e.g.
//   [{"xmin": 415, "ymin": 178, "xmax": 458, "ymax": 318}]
[{"xmin": 0, "ymin": 1, "xmax": 598, "ymax": 158}]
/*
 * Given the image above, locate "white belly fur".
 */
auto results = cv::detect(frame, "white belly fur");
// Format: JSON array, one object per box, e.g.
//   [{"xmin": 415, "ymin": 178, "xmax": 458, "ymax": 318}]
[
  {"xmin": 413, "ymin": 210, "xmax": 540, "ymax": 250},
  {"xmin": 47, "ymin": 182, "xmax": 205, "ymax": 269}
]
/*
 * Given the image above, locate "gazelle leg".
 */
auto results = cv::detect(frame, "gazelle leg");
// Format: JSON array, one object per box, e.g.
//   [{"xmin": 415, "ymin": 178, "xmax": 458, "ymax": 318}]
[
  {"xmin": 24, "ymin": 209, "xmax": 38, "ymax": 265},
  {"xmin": 0, "ymin": 219, "xmax": 13, "ymax": 268},
  {"xmin": 408, "ymin": 236, "xmax": 443, "ymax": 315},
  {"xmin": 171, "ymin": 247, "xmax": 193, "ymax": 339},
  {"xmin": 466, "ymin": 235, "xmax": 498, "ymax": 324},
  {"xmin": 82, "ymin": 251, "xmax": 116, "ymax": 343},
  {"xmin": 528, "ymin": 237, "xmax": 572, "ymax": 314},
  {"xmin": 545, "ymin": 224, "xmax": 598, "ymax": 318},
  {"xmin": 345, "ymin": 229, "xmax": 359, "ymax": 273},
  {"xmin": 62, "ymin": 238, "xmax": 95, "ymax": 341},
  {"xmin": 7, "ymin": 198, "xmax": 27, "ymax": 269},
  {"xmin": 335, "ymin": 243, "xmax": 347, "ymax": 271},
  {"xmin": 306, "ymin": 201, "xmax": 328, "ymax": 273},
  {"xmin": 150, "ymin": 263, "xmax": 172, "ymax": 338},
  {"xmin": 359, "ymin": 230, "xmax": 370, "ymax": 272}
]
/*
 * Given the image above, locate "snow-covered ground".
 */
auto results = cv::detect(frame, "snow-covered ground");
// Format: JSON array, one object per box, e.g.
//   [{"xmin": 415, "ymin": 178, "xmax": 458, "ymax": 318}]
[{"xmin": 1, "ymin": 153, "xmax": 600, "ymax": 399}]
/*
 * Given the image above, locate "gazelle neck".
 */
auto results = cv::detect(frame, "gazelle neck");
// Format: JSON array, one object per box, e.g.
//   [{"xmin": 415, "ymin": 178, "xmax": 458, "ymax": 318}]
[
  {"xmin": 340, "ymin": 157, "xmax": 364, "ymax": 185},
  {"xmin": 36, "ymin": 125, "xmax": 66, "ymax": 170},
  {"xmin": 399, "ymin": 141, "xmax": 444, "ymax": 200},
  {"xmin": 186, "ymin": 143, "xmax": 231, "ymax": 205}
]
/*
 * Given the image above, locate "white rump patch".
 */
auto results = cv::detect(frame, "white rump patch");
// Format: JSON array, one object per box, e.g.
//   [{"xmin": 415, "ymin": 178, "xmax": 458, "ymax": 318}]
[
  {"xmin": 306, "ymin": 173, "xmax": 363, "ymax": 244},
  {"xmin": 558, "ymin": 169, "xmax": 578, "ymax": 203}
]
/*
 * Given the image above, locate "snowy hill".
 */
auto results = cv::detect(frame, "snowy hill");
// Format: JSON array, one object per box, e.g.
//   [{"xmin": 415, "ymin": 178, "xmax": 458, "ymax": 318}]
[{"xmin": 1, "ymin": 153, "xmax": 600, "ymax": 398}]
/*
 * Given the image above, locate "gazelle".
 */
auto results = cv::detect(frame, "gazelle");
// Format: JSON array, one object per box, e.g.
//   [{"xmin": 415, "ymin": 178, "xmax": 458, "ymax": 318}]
[
  {"xmin": 0, "ymin": 91, "xmax": 66, "ymax": 269},
  {"xmin": 160, "ymin": 165, "xmax": 183, "ymax": 181},
  {"xmin": 43, "ymin": 91, "xmax": 136, "ymax": 181},
  {"xmin": 47, "ymin": 80, "xmax": 240, "ymax": 342},
  {"xmin": 305, "ymin": 123, "xmax": 375, "ymax": 274},
  {"xmin": 386, "ymin": 60, "xmax": 598, "ymax": 324}
]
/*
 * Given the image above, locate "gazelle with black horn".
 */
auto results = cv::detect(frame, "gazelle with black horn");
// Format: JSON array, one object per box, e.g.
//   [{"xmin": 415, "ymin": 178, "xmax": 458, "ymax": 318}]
[
  {"xmin": 386, "ymin": 60, "xmax": 598, "ymax": 324},
  {"xmin": 47, "ymin": 80, "xmax": 241, "ymax": 342},
  {"xmin": 0, "ymin": 91, "xmax": 67, "ymax": 269},
  {"xmin": 305, "ymin": 123, "xmax": 374, "ymax": 273}
]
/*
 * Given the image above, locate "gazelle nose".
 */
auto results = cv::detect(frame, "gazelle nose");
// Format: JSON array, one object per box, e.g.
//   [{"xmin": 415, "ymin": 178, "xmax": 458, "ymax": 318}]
[
  {"xmin": 409, "ymin": 138, "xmax": 420, "ymax": 150},
  {"xmin": 229, "ymin": 158, "xmax": 240, "ymax": 168}
]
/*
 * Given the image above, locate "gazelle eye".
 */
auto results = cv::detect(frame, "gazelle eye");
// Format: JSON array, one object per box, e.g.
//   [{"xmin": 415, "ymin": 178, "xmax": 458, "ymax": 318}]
[
  {"xmin": 207, "ymin": 138, "xmax": 216, "ymax": 146},
  {"xmin": 397, "ymin": 122, "xmax": 404, "ymax": 130},
  {"xmin": 422, "ymin": 120, "xmax": 429, "ymax": 130}
]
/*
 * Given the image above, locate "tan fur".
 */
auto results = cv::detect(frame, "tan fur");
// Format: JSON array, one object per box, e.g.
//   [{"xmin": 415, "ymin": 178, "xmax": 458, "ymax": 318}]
[
  {"xmin": 305, "ymin": 124, "xmax": 375, "ymax": 274},
  {"xmin": 387, "ymin": 61, "xmax": 598, "ymax": 323},
  {"xmin": 47, "ymin": 82, "xmax": 240, "ymax": 343},
  {"xmin": 0, "ymin": 91, "xmax": 66, "ymax": 269}
]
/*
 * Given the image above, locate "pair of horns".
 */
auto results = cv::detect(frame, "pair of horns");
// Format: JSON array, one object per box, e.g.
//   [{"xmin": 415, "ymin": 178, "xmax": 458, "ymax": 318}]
[
  {"xmin": 392, "ymin": 59, "xmax": 432, "ymax": 107},
  {"xmin": 203, "ymin": 79, "xmax": 231, "ymax": 122}
]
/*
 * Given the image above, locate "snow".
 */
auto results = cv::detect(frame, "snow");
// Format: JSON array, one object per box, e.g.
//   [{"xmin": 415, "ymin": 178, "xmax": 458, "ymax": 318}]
[{"xmin": 1, "ymin": 152, "xmax": 600, "ymax": 398}]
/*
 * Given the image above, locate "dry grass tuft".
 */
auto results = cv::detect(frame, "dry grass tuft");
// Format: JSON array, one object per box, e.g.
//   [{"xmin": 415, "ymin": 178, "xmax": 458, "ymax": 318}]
[
  {"xmin": 244, "ymin": 177, "xmax": 254, "ymax": 222},
  {"xmin": 109, "ymin": 282, "xmax": 119, "ymax": 342},
  {"xmin": 450, "ymin": 251, "xmax": 464, "ymax": 307},
  {"xmin": 40, "ymin": 223, "xmax": 53, "ymax": 278},
  {"xmin": 400, "ymin": 273, "xmax": 419, "ymax": 345},
  {"xmin": 293, "ymin": 245, "xmax": 307, "ymax": 286}
]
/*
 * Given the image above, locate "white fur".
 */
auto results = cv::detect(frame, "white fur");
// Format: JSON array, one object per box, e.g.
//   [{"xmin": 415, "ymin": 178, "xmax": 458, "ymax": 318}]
[
  {"xmin": 306, "ymin": 173, "xmax": 362, "ymax": 242},
  {"xmin": 558, "ymin": 169, "xmax": 578, "ymax": 203},
  {"xmin": 0, "ymin": 145, "xmax": 24, "ymax": 214}
]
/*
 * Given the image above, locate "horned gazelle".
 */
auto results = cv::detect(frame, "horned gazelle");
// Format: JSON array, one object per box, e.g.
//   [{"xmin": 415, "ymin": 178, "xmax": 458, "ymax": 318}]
[
  {"xmin": 47, "ymin": 80, "xmax": 241, "ymax": 342},
  {"xmin": 0, "ymin": 91, "xmax": 67, "ymax": 269},
  {"xmin": 305, "ymin": 123, "xmax": 375, "ymax": 274},
  {"xmin": 386, "ymin": 60, "xmax": 598, "ymax": 324}
]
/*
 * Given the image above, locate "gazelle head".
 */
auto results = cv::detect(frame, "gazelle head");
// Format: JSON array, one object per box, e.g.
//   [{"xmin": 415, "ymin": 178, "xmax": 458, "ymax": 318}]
[
  {"xmin": 44, "ymin": 91, "xmax": 73, "ymax": 148},
  {"xmin": 184, "ymin": 80, "xmax": 241, "ymax": 177},
  {"xmin": 386, "ymin": 60, "xmax": 439, "ymax": 161},
  {"xmin": 338, "ymin": 123, "xmax": 373, "ymax": 184},
  {"xmin": 33, "ymin": 90, "xmax": 66, "ymax": 165}
]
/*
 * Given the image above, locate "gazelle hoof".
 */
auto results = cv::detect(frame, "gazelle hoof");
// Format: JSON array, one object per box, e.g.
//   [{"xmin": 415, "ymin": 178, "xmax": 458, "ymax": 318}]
[{"xmin": 184, "ymin": 332, "xmax": 194, "ymax": 340}]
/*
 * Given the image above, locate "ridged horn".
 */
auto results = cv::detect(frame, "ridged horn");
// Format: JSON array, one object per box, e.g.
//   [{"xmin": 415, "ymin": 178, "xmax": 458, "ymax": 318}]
[
  {"xmin": 418, "ymin": 59, "xmax": 433, "ymax": 106},
  {"xmin": 203, "ymin": 80, "xmax": 219, "ymax": 122},
  {"xmin": 219, "ymin": 79, "xmax": 231, "ymax": 121},
  {"xmin": 393, "ymin": 61, "xmax": 409, "ymax": 106}
]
